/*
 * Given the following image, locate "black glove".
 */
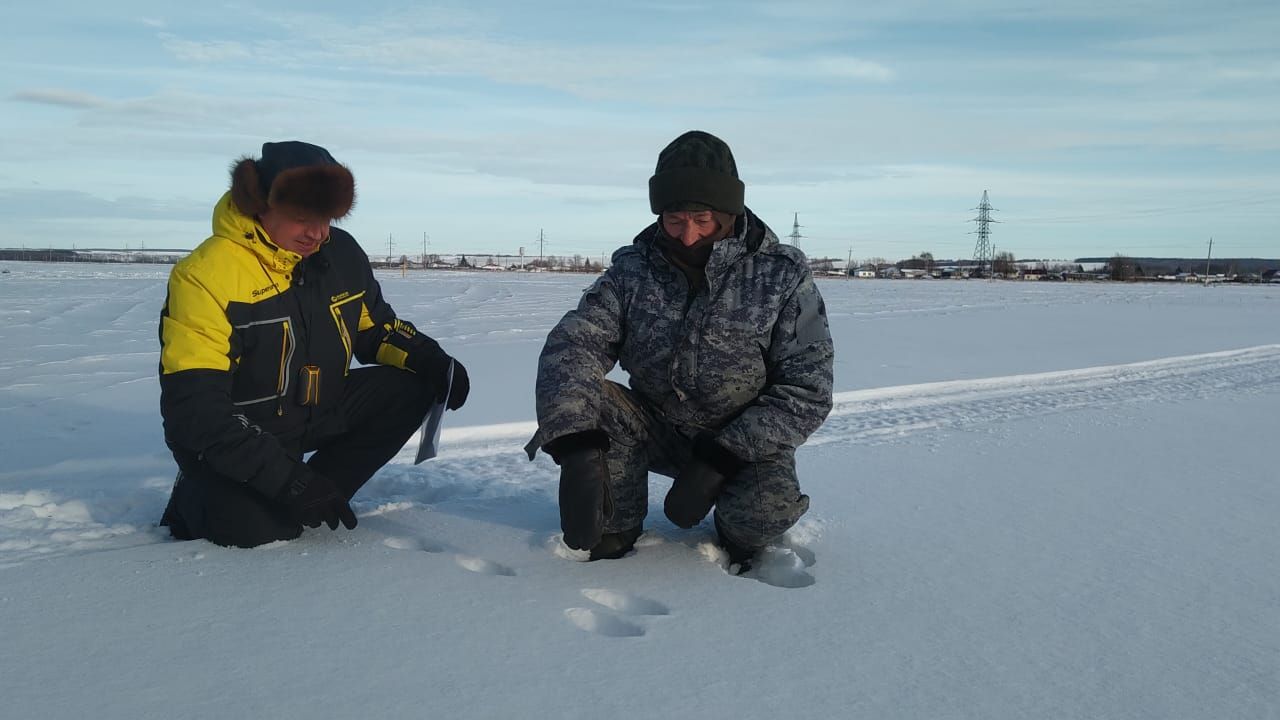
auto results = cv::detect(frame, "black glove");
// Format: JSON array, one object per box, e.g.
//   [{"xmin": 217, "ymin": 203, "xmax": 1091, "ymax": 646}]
[
  {"xmin": 279, "ymin": 466, "xmax": 358, "ymax": 531},
  {"xmin": 384, "ymin": 319, "xmax": 469, "ymax": 410},
  {"xmin": 544, "ymin": 430, "xmax": 612, "ymax": 551},
  {"xmin": 445, "ymin": 358, "xmax": 470, "ymax": 411},
  {"xmin": 664, "ymin": 433, "xmax": 744, "ymax": 529}
]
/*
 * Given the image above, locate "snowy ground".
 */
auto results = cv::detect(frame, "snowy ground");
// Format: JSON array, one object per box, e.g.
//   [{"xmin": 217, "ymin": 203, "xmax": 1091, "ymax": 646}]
[{"xmin": 1, "ymin": 261, "xmax": 1277, "ymax": 719}]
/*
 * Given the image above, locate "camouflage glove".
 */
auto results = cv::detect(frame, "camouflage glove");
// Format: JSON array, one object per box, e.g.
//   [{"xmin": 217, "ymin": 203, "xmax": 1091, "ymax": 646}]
[
  {"xmin": 544, "ymin": 430, "xmax": 613, "ymax": 551},
  {"xmin": 279, "ymin": 466, "xmax": 357, "ymax": 531},
  {"xmin": 664, "ymin": 433, "xmax": 743, "ymax": 529}
]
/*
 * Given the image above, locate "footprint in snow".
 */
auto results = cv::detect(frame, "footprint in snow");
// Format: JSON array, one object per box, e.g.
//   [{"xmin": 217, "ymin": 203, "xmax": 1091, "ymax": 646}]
[
  {"xmin": 698, "ymin": 541, "xmax": 817, "ymax": 589},
  {"xmin": 782, "ymin": 543, "xmax": 817, "ymax": 568},
  {"xmin": 581, "ymin": 588, "xmax": 670, "ymax": 617},
  {"xmin": 749, "ymin": 546, "xmax": 816, "ymax": 589},
  {"xmin": 564, "ymin": 608, "xmax": 646, "ymax": 638},
  {"xmin": 383, "ymin": 536, "xmax": 444, "ymax": 553},
  {"xmin": 454, "ymin": 554, "xmax": 516, "ymax": 576}
]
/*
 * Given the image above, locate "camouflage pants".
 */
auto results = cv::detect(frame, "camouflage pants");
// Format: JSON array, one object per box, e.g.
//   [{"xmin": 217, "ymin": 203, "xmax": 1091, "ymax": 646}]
[{"xmin": 535, "ymin": 381, "xmax": 809, "ymax": 548}]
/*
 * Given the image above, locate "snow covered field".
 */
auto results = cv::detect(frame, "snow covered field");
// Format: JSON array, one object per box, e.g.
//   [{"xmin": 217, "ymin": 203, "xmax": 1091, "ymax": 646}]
[{"xmin": 2, "ymin": 261, "xmax": 1277, "ymax": 719}]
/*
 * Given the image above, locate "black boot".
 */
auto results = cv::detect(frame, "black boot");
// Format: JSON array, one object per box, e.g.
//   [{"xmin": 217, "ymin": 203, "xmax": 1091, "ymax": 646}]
[
  {"xmin": 589, "ymin": 525, "xmax": 643, "ymax": 561},
  {"xmin": 715, "ymin": 516, "xmax": 761, "ymax": 574}
]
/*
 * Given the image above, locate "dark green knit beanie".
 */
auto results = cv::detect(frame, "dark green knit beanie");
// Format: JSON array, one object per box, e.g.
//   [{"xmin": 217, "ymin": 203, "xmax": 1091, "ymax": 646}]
[{"xmin": 648, "ymin": 130, "xmax": 745, "ymax": 215}]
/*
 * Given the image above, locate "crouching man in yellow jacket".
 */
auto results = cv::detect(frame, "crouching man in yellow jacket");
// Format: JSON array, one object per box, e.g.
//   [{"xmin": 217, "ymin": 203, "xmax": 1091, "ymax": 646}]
[{"xmin": 159, "ymin": 140, "xmax": 468, "ymax": 547}]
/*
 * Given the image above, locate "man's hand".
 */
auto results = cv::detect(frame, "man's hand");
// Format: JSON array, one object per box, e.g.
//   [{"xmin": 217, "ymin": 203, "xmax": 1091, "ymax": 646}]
[
  {"xmin": 664, "ymin": 433, "xmax": 743, "ymax": 529},
  {"xmin": 280, "ymin": 467, "xmax": 357, "ymax": 531},
  {"xmin": 558, "ymin": 448, "xmax": 611, "ymax": 550},
  {"xmin": 445, "ymin": 359, "xmax": 470, "ymax": 410},
  {"xmin": 406, "ymin": 340, "xmax": 468, "ymax": 410},
  {"xmin": 384, "ymin": 319, "xmax": 469, "ymax": 410},
  {"xmin": 544, "ymin": 430, "xmax": 613, "ymax": 551}
]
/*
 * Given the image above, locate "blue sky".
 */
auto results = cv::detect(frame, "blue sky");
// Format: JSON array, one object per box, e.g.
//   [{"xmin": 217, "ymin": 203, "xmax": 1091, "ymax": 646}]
[{"xmin": 2, "ymin": 0, "xmax": 1277, "ymax": 262}]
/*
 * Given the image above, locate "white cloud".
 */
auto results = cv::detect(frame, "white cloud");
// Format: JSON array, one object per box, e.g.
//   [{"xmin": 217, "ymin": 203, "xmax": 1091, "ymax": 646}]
[
  {"xmin": 10, "ymin": 89, "xmax": 109, "ymax": 109},
  {"xmin": 812, "ymin": 55, "xmax": 896, "ymax": 82},
  {"xmin": 158, "ymin": 34, "xmax": 252, "ymax": 63}
]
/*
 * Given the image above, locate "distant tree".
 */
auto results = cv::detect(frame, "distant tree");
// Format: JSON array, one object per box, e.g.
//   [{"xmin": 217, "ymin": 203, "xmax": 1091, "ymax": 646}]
[
  {"xmin": 1108, "ymin": 254, "xmax": 1137, "ymax": 281},
  {"xmin": 458, "ymin": 255, "xmax": 471, "ymax": 268},
  {"xmin": 992, "ymin": 251, "xmax": 1017, "ymax": 276},
  {"xmin": 898, "ymin": 252, "xmax": 935, "ymax": 271}
]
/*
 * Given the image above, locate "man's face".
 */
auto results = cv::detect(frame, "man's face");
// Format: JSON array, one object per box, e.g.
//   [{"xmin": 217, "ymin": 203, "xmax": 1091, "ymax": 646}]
[
  {"xmin": 661, "ymin": 210, "xmax": 721, "ymax": 248},
  {"xmin": 259, "ymin": 207, "xmax": 329, "ymax": 257}
]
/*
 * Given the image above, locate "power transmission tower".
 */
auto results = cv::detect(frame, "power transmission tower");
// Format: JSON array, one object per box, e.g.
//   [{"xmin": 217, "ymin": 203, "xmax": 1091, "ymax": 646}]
[
  {"xmin": 387, "ymin": 233, "xmax": 395, "ymax": 265},
  {"xmin": 970, "ymin": 190, "xmax": 999, "ymax": 276},
  {"xmin": 538, "ymin": 229, "xmax": 547, "ymax": 263},
  {"xmin": 788, "ymin": 213, "xmax": 804, "ymax": 249}
]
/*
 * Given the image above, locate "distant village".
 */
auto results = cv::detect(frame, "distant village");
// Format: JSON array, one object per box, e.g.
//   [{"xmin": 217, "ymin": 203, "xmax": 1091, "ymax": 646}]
[{"xmin": 1, "ymin": 247, "xmax": 1277, "ymax": 284}]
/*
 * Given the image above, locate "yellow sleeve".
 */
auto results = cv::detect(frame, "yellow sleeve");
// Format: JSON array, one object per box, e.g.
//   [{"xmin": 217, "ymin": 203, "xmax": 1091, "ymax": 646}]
[{"xmin": 160, "ymin": 263, "xmax": 234, "ymax": 374}]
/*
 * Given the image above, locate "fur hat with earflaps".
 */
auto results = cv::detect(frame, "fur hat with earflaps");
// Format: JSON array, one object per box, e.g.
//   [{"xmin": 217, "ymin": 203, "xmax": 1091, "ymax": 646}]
[
  {"xmin": 648, "ymin": 130, "xmax": 744, "ymax": 215},
  {"xmin": 229, "ymin": 141, "xmax": 355, "ymax": 219}
]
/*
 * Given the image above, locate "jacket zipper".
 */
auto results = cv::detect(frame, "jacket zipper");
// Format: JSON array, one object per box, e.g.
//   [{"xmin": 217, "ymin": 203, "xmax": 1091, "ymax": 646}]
[{"xmin": 276, "ymin": 320, "xmax": 290, "ymax": 416}]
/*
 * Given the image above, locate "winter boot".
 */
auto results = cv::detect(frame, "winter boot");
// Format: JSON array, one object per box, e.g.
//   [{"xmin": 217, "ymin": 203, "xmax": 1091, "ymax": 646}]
[
  {"xmin": 715, "ymin": 517, "xmax": 761, "ymax": 575},
  {"xmin": 589, "ymin": 525, "xmax": 643, "ymax": 561}
]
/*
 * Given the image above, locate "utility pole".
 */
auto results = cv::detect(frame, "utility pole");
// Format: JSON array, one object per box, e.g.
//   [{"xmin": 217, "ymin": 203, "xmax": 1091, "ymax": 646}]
[
  {"xmin": 1204, "ymin": 237, "xmax": 1214, "ymax": 284},
  {"xmin": 387, "ymin": 233, "xmax": 394, "ymax": 266},
  {"xmin": 846, "ymin": 246, "xmax": 853, "ymax": 280},
  {"xmin": 788, "ymin": 213, "xmax": 803, "ymax": 249},
  {"xmin": 538, "ymin": 229, "xmax": 546, "ymax": 263},
  {"xmin": 422, "ymin": 232, "xmax": 429, "ymax": 267}
]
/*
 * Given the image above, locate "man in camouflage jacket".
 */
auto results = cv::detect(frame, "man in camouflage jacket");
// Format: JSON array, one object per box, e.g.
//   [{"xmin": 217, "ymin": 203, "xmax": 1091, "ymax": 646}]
[{"xmin": 527, "ymin": 131, "xmax": 834, "ymax": 569}]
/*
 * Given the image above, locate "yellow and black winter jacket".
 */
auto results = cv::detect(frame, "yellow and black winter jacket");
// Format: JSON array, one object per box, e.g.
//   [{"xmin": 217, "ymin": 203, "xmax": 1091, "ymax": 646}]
[{"xmin": 159, "ymin": 192, "xmax": 442, "ymax": 498}]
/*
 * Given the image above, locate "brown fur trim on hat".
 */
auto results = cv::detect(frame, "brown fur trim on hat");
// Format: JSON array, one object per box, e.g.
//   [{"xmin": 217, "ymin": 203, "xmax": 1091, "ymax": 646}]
[
  {"xmin": 229, "ymin": 157, "xmax": 268, "ymax": 218},
  {"xmin": 268, "ymin": 164, "xmax": 355, "ymax": 220},
  {"xmin": 227, "ymin": 157, "xmax": 355, "ymax": 220}
]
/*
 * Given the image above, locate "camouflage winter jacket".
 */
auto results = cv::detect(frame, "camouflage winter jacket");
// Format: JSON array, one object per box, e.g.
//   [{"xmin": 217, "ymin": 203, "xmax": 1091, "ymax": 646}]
[{"xmin": 534, "ymin": 209, "xmax": 834, "ymax": 462}]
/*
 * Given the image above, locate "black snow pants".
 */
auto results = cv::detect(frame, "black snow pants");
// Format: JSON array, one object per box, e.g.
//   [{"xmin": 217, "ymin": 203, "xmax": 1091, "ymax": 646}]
[{"xmin": 160, "ymin": 365, "xmax": 435, "ymax": 548}]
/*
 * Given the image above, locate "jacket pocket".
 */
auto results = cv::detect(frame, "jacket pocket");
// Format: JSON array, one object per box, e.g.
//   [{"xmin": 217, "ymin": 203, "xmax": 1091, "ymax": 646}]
[
  {"xmin": 230, "ymin": 316, "xmax": 295, "ymax": 407},
  {"xmin": 328, "ymin": 291, "xmax": 366, "ymax": 375}
]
